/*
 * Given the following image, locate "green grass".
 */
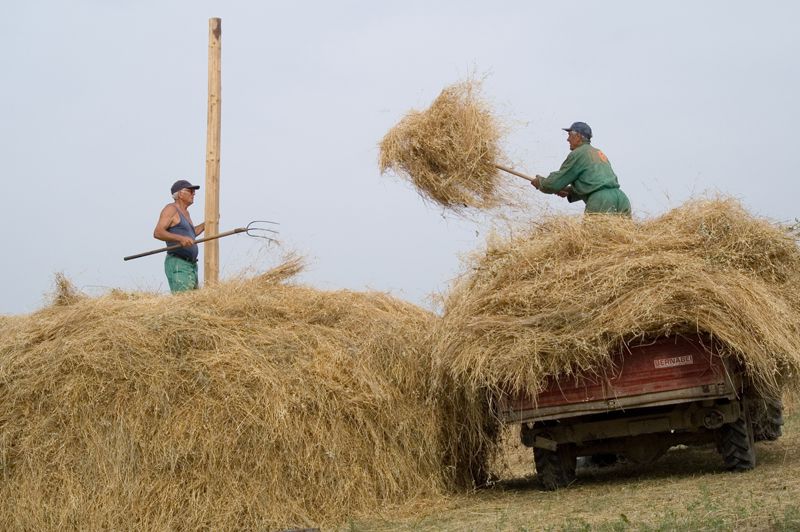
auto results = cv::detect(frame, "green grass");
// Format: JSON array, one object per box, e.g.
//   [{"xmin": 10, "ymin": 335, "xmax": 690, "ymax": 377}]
[{"xmin": 343, "ymin": 410, "xmax": 800, "ymax": 531}]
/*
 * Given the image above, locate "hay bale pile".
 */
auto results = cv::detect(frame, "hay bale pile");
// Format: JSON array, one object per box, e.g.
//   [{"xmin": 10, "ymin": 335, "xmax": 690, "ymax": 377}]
[
  {"xmin": 0, "ymin": 259, "xmax": 489, "ymax": 530},
  {"xmin": 0, "ymin": 315, "xmax": 16, "ymax": 333},
  {"xmin": 379, "ymin": 80, "xmax": 512, "ymax": 211},
  {"xmin": 433, "ymin": 199, "xmax": 800, "ymax": 399}
]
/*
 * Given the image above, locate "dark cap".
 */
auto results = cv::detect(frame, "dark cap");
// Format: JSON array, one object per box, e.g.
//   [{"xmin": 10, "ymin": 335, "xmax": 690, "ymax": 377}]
[
  {"xmin": 562, "ymin": 121, "xmax": 592, "ymax": 140},
  {"xmin": 170, "ymin": 179, "xmax": 200, "ymax": 195}
]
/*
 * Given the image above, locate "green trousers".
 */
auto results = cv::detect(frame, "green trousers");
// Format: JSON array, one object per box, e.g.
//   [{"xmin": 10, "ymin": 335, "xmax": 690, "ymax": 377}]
[
  {"xmin": 584, "ymin": 188, "xmax": 631, "ymax": 216},
  {"xmin": 164, "ymin": 255, "xmax": 199, "ymax": 293}
]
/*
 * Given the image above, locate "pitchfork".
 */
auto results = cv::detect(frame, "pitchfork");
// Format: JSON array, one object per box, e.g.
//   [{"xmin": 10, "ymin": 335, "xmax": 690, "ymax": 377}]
[{"xmin": 123, "ymin": 220, "xmax": 279, "ymax": 261}]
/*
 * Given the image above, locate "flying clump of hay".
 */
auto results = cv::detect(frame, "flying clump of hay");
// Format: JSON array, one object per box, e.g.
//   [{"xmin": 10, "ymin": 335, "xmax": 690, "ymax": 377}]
[
  {"xmin": 0, "ymin": 257, "xmax": 491, "ymax": 530},
  {"xmin": 433, "ymin": 199, "xmax": 800, "ymax": 399},
  {"xmin": 379, "ymin": 80, "xmax": 514, "ymax": 211}
]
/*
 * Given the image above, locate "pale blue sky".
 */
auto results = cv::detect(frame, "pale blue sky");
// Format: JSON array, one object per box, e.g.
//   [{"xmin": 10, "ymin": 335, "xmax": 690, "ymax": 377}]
[{"xmin": 2, "ymin": 1, "xmax": 798, "ymax": 314}]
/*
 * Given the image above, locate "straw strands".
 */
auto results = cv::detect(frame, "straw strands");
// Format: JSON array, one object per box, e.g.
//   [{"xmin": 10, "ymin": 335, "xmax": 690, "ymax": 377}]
[
  {"xmin": 433, "ymin": 199, "xmax": 800, "ymax": 399},
  {"xmin": 0, "ymin": 258, "xmax": 489, "ymax": 530},
  {"xmin": 379, "ymin": 80, "xmax": 512, "ymax": 211}
]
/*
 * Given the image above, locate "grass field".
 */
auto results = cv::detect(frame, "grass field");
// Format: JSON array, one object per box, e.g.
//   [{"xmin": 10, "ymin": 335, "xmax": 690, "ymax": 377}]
[{"xmin": 347, "ymin": 406, "xmax": 800, "ymax": 531}]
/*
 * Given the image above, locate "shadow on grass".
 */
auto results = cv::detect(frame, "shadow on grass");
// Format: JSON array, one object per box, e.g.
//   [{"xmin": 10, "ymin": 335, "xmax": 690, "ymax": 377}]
[{"xmin": 492, "ymin": 439, "xmax": 790, "ymax": 493}]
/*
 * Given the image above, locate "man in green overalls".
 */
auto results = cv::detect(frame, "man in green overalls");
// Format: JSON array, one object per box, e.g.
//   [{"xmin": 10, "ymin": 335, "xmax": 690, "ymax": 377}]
[{"xmin": 531, "ymin": 122, "xmax": 631, "ymax": 215}]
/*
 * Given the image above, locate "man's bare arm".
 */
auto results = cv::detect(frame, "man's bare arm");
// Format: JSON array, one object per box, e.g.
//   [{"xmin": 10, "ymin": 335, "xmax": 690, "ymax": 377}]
[{"xmin": 153, "ymin": 205, "xmax": 194, "ymax": 247}]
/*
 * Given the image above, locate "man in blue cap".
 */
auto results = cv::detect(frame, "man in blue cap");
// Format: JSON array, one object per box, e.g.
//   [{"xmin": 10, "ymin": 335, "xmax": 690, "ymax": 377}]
[
  {"xmin": 531, "ymin": 122, "xmax": 631, "ymax": 215},
  {"xmin": 153, "ymin": 179, "xmax": 205, "ymax": 293}
]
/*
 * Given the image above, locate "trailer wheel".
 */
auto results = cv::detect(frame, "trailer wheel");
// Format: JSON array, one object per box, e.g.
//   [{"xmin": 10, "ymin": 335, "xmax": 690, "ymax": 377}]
[
  {"xmin": 534, "ymin": 444, "xmax": 576, "ymax": 490},
  {"xmin": 750, "ymin": 396, "xmax": 783, "ymax": 442},
  {"xmin": 719, "ymin": 401, "xmax": 756, "ymax": 471}
]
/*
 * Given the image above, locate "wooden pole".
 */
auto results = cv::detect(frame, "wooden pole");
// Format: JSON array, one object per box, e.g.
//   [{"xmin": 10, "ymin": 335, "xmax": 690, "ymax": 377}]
[
  {"xmin": 495, "ymin": 164, "xmax": 536, "ymax": 183},
  {"xmin": 124, "ymin": 228, "xmax": 246, "ymax": 261},
  {"xmin": 204, "ymin": 17, "xmax": 222, "ymax": 286}
]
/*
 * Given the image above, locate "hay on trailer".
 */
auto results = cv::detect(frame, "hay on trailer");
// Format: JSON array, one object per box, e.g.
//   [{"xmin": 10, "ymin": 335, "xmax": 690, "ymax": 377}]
[
  {"xmin": 379, "ymin": 80, "xmax": 513, "ymax": 211},
  {"xmin": 0, "ymin": 257, "xmax": 491, "ymax": 530},
  {"xmin": 433, "ymin": 198, "xmax": 800, "ymax": 399},
  {"xmin": 0, "ymin": 315, "xmax": 21, "ymax": 335}
]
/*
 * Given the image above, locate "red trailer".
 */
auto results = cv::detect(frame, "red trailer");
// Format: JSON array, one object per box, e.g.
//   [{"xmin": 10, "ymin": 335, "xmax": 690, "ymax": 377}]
[{"xmin": 496, "ymin": 335, "xmax": 783, "ymax": 489}]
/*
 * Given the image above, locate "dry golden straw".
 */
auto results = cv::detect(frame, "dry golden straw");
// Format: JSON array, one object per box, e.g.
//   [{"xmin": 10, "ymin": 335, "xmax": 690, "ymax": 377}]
[
  {"xmin": 0, "ymin": 257, "xmax": 491, "ymax": 530},
  {"xmin": 379, "ymin": 80, "xmax": 509, "ymax": 211},
  {"xmin": 433, "ymin": 199, "xmax": 800, "ymax": 400}
]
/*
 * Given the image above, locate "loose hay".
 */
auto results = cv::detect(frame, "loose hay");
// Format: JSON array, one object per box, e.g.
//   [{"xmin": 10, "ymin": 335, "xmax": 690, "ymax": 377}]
[
  {"xmin": 379, "ymin": 80, "xmax": 512, "ymax": 211},
  {"xmin": 433, "ymin": 198, "xmax": 800, "ymax": 399},
  {"xmin": 0, "ymin": 259, "xmax": 490, "ymax": 530},
  {"xmin": 51, "ymin": 272, "xmax": 86, "ymax": 306}
]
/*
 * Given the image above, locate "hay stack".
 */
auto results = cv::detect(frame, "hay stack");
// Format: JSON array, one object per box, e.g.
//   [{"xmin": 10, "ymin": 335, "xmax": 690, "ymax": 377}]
[
  {"xmin": 379, "ymin": 80, "xmax": 511, "ymax": 211},
  {"xmin": 0, "ymin": 259, "xmax": 489, "ymax": 530},
  {"xmin": 0, "ymin": 315, "xmax": 20, "ymax": 336},
  {"xmin": 433, "ymin": 199, "xmax": 800, "ymax": 398}
]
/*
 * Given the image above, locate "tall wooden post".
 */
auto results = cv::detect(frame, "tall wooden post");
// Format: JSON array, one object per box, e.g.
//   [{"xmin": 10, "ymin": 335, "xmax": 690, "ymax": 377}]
[{"xmin": 204, "ymin": 17, "xmax": 222, "ymax": 286}]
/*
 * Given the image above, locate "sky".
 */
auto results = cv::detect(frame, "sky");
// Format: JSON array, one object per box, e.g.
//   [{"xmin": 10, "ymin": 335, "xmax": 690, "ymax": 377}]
[{"xmin": 2, "ymin": 1, "xmax": 799, "ymax": 315}]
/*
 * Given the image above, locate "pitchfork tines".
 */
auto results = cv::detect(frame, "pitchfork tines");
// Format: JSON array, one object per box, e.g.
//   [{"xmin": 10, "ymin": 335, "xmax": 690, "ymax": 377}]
[{"xmin": 244, "ymin": 220, "xmax": 280, "ymax": 243}]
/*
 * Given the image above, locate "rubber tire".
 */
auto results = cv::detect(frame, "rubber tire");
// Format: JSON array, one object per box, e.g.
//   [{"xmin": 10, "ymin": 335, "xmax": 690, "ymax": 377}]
[
  {"xmin": 751, "ymin": 397, "xmax": 783, "ymax": 442},
  {"xmin": 719, "ymin": 401, "xmax": 756, "ymax": 471},
  {"xmin": 534, "ymin": 445, "xmax": 576, "ymax": 490}
]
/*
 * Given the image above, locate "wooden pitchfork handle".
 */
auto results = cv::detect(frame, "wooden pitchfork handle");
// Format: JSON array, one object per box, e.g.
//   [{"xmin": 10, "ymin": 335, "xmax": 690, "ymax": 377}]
[
  {"xmin": 123, "ymin": 228, "xmax": 247, "ymax": 261},
  {"xmin": 495, "ymin": 164, "xmax": 537, "ymax": 183}
]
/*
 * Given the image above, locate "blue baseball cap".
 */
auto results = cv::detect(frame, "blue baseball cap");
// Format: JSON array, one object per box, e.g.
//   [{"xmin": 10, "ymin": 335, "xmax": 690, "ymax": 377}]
[
  {"xmin": 562, "ymin": 122, "xmax": 592, "ymax": 140},
  {"xmin": 171, "ymin": 179, "xmax": 200, "ymax": 195}
]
